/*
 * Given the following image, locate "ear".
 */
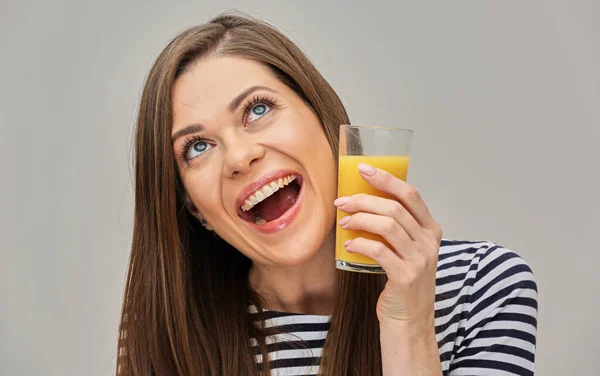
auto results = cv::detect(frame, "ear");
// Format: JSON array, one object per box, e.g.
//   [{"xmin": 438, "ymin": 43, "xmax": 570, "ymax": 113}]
[
  {"xmin": 184, "ymin": 195, "xmax": 213, "ymax": 231},
  {"xmin": 184, "ymin": 195, "xmax": 199, "ymax": 215}
]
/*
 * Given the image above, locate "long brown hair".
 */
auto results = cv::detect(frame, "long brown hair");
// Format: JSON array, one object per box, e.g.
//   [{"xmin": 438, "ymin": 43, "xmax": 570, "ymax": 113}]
[{"xmin": 117, "ymin": 12, "xmax": 386, "ymax": 375}]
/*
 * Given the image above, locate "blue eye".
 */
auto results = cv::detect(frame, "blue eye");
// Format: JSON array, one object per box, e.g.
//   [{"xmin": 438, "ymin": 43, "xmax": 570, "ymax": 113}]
[
  {"xmin": 247, "ymin": 103, "xmax": 272, "ymax": 123},
  {"xmin": 186, "ymin": 139, "xmax": 213, "ymax": 160}
]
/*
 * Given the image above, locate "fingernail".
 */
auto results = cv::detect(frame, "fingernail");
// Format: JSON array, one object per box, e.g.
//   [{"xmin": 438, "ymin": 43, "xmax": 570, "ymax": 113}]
[
  {"xmin": 338, "ymin": 216, "xmax": 350, "ymax": 226},
  {"xmin": 358, "ymin": 163, "xmax": 376, "ymax": 176},
  {"xmin": 333, "ymin": 196, "xmax": 349, "ymax": 206},
  {"xmin": 343, "ymin": 240, "xmax": 352, "ymax": 248}
]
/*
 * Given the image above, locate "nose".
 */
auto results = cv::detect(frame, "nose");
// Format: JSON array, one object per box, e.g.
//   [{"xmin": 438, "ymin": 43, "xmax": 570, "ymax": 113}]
[{"xmin": 222, "ymin": 137, "xmax": 265, "ymax": 178}]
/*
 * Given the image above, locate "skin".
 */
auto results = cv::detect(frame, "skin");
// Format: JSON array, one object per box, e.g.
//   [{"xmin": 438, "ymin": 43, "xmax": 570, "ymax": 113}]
[
  {"xmin": 171, "ymin": 56, "xmax": 338, "ymax": 315},
  {"xmin": 172, "ymin": 56, "xmax": 443, "ymax": 374},
  {"xmin": 336, "ymin": 166, "xmax": 443, "ymax": 375}
]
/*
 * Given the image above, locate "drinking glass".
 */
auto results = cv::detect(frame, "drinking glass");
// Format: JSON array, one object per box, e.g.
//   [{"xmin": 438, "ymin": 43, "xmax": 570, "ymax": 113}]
[{"xmin": 336, "ymin": 125, "xmax": 413, "ymax": 273}]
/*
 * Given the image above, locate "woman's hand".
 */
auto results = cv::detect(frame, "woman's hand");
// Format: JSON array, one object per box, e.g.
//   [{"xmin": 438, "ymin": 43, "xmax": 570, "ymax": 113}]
[{"xmin": 334, "ymin": 163, "xmax": 442, "ymax": 330}]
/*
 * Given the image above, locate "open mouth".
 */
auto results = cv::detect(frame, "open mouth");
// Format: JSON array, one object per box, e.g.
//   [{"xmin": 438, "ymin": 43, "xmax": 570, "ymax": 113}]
[{"xmin": 238, "ymin": 173, "xmax": 304, "ymax": 227}]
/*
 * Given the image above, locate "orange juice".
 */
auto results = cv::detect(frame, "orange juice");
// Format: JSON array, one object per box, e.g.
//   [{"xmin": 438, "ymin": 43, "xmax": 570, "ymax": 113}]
[{"xmin": 336, "ymin": 155, "xmax": 410, "ymax": 266}]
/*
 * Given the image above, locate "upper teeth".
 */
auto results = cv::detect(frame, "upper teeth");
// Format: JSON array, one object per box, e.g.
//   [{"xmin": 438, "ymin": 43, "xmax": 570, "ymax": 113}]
[{"xmin": 241, "ymin": 175, "xmax": 297, "ymax": 212}]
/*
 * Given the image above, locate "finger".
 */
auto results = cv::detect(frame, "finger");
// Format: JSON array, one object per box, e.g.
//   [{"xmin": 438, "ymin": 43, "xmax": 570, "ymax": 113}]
[
  {"xmin": 357, "ymin": 163, "xmax": 439, "ymax": 232},
  {"xmin": 343, "ymin": 237, "xmax": 405, "ymax": 275},
  {"xmin": 339, "ymin": 212, "xmax": 416, "ymax": 259},
  {"xmin": 334, "ymin": 193, "xmax": 423, "ymax": 240}
]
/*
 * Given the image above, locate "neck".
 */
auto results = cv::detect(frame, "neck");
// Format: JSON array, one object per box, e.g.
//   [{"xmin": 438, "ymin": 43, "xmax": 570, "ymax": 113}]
[{"xmin": 248, "ymin": 228, "xmax": 337, "ymax": 316}]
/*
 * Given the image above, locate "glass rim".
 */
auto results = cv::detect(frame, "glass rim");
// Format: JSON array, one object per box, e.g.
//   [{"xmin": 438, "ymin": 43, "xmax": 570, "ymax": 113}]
[{"xmin": 340, "ymin": 124, "xmax": 414, "ymax": 133}]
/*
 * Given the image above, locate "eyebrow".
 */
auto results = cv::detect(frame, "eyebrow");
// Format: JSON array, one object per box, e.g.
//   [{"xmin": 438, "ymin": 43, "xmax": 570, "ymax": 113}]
[
  {"xmin": 171, "ymin": 123, "xmax": 204, "ymax": 144},
  {"xmin": 171, "ymin": 85, "xmax": 279, "ymax": 144},
  {"xmin": 230, "ymin": 85, "xmax": 278, "ymax": 112}
]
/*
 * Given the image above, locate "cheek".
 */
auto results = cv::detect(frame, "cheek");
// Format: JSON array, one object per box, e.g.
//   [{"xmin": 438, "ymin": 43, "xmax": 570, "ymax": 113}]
[
  {"xmin": 266, "ymin": 117, "xmax": 307, "ymax": 146},
  {"xmin": 313, "ymin": 134, "xmax": 338, "ymax": 201},
  {"xmin": 284, "ymin": 118, "xmax": 337, "ymax": 197},
  {"xmin": 277, "ymin": 110, "xmax": 333, "ymax": 156},
  {"xmin": 182, "ymin": 167, "xmax": 223, "ymax": 214},
  {"xmin": 317, "ymin": 155, "xmax": 338, "ymax": 200}
]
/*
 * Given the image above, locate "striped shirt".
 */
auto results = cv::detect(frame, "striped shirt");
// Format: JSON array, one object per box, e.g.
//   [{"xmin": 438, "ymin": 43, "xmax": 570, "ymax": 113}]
[{"xmin": 249, "ymin": 240, "xmax": 538, "ymax": 375}]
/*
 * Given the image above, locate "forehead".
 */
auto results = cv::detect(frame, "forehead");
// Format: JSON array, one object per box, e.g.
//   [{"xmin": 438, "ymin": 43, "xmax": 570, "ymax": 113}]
[{"xmin": 171, "ymin": 57, "xmax": 280, "ymax": 127}]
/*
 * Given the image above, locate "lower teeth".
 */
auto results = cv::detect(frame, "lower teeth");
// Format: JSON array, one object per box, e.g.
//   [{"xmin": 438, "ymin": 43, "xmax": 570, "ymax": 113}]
[{"xmin": 254, "ymin": 217, "xmax": 267, "ymax": 226}]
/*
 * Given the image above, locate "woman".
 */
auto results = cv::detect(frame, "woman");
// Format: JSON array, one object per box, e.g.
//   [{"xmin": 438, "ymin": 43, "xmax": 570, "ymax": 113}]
[{"xmin": 117, "ymin": 12, "xmax": 538, "ymax": 376}]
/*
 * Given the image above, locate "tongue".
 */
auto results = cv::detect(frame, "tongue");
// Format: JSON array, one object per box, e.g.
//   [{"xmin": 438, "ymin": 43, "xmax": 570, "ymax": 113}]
[{"xmin": 255, "ymin": 184, "xmax": 298, "ymax": 222}]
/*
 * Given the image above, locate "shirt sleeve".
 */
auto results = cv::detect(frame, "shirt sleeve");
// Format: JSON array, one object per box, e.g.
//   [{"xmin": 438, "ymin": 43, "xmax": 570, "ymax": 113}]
[{"xmin": 448, "ymin": 244, "xmax": 538, "ymax": 376}]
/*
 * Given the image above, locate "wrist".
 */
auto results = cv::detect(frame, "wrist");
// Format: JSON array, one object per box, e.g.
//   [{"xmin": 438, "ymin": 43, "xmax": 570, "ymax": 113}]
[
  {"xmin": 379, "ymin": 317, "xmax": 436, "ymax": 338},
  {"xmin": 379, "ymin": 319, "xmax": 442, "ymax": 376}
]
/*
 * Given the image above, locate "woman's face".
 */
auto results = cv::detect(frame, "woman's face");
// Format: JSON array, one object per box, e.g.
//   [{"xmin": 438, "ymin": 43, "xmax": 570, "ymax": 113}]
[{"xmin": 171, "ymin": 56, "xmax": 338, "ymax": 267}]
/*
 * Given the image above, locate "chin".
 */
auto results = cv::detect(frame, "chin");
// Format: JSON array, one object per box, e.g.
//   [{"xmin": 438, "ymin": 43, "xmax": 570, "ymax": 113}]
[
  {"xmin": 267, "ymin": 244, "xmax": 326, "ymax": 268},
  {"xmin": 223, "ymin": 167, "xmax": 337, "ymax": 267},
  {"xmin": 272, "ymin": 216, "xmax": 336, "ymax": 267}
]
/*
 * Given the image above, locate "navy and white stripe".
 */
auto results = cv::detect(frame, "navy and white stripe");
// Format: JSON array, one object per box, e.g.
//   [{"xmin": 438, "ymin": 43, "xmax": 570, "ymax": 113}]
[
  {"xmin": 250, "ymin": 240, "xmax": 538, "ymax": 375},
  {"xmin": 250, "ymin": 310, "xmax": 330, "ymax": 375}
]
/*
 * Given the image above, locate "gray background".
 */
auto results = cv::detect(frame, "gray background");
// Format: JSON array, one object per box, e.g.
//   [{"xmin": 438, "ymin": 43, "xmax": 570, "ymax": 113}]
[{"xmin": 1, "ymin": 0, "xmax": 598, "ymax": 374}]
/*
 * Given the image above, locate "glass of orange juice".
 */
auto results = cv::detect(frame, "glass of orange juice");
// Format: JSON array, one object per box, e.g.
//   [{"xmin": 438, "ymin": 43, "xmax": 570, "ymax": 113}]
[{"xmin": 336, "ymin": 125, "xmax": 413, "ymax": 273}]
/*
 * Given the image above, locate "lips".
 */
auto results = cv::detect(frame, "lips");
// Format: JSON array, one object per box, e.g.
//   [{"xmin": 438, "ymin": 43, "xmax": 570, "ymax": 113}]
[
  {"xmin": 240, "ymin": 174, "xmax": 299, "ymax": 213},
  {"xmin": 236, "ymin": 170, "xmax": 301, "ymax": 210},
  {"xmin": 236, "ymin": 169, "xmax": 304, "ymax": 233}
]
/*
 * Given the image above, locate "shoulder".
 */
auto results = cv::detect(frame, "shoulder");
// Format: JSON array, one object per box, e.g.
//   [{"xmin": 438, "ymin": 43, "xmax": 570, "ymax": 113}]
[
  {"xmin": 434, "ymin": 240, "xmax": 538, "ymax": 373},
  {"xmin": 435, "ymin": 239, "xmax": 537, "ymax": 305},
  {"xmin": 436, "ymin": 239, "xmax": 536, "ymax": 289}
]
